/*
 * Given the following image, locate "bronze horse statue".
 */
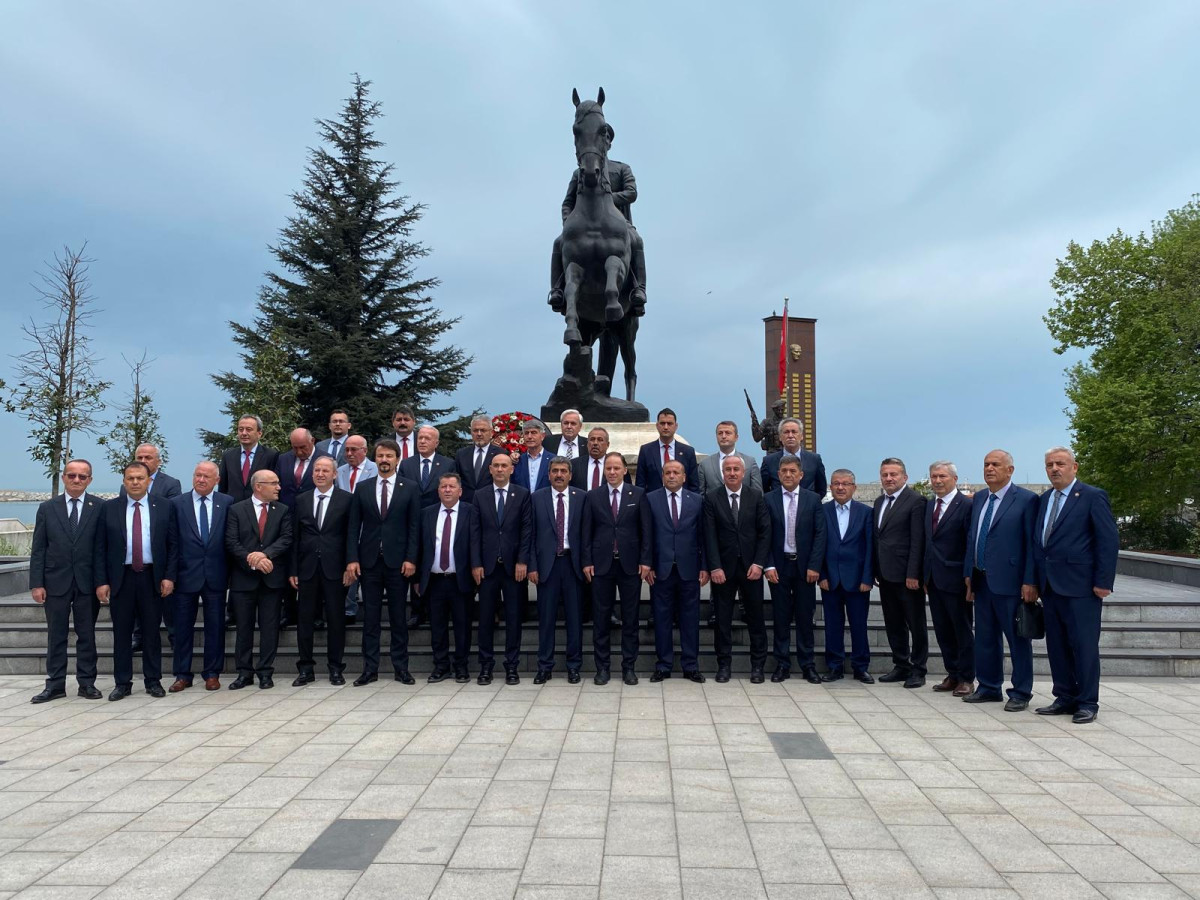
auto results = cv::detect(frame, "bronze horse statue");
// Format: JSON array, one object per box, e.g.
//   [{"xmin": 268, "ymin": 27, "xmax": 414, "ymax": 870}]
[{"xmin": 558, "ymin": 87, "xmax": 639, "ymax": 402}]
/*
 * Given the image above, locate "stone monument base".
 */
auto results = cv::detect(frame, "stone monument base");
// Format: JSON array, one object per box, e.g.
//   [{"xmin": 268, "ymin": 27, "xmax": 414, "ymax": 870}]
[{"xmin": 541, "ymin": 345, "xmax": 649, "ymax": 424}]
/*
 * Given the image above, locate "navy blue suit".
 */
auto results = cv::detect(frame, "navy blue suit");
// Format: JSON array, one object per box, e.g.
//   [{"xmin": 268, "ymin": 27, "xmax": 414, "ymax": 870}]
[
  {"xmin": 400, "ymin": 452, "xmax": 457, "ymax": 509},
  {"xmin": 418, "ymin": 502, "xmax": 482, "ymax": 673},
  {"xmin": 511, "ymin": 451, "xmax": 552, "ymax": 493},
  {"xmin": 820, "ymin": 500, "xmax": 874, "ymax": 675},
  {"xmin": 474, "ymin": 483, "xmax": 533, "ymax": 670},
  {"xmin": 455, "ymin": 443, "xmax": 505, "ymax": 504},
  {"xmin": 166, "ymin": 490, "xmax": 231, "ymax": 682},
  {"xmin": 645, "ymin": 487, "xmax": 707, "ymax": 674},
  {"xmin": 765, "ymin": 487, "xmax": 827, "ymax": 671},
  {"xmin": 582, "ymin": 484, "xmax": 651, "ymax": 673},
  {"xmin": 761, "ymin": 449, "xmax": 827, "ymax": 497},
  {"xmin": 1033, "ymin": 480, "xmax": 1118, "ymax": 715},
  {"xmin": 529, "ymin": 486, "xmax": 585, "ymax": 673},
  {"xmin": 964, "ymin": 483, "xmax": 1038, "ymax": 701},
  {"xmin": 635, "ymin": 440, "xmax": 699, "ymax": 494},
  {"xmin": 923, "ymin": 492, "xmax": 974, "ymax": 683}
]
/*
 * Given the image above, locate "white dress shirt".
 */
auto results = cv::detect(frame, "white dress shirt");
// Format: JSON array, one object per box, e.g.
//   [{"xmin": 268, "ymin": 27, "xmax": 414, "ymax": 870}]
[
  {"xmin": 124, "ymin": 496, "xmax": 153, "ymax": 564},
  {"xmin": 836, "ymin": 502, "xmax": 852, "ymax": 539},
  {"xmin": 312, "ymin": 487, "xmax": 334, "ymax": 527},
  {"xmin": 877, "ymin": 483, "xmax": 906, "ymax": 526},
  {"xmin": 585, "ymin": 456, "xmax": 604, "ymax": 489},
  {"xmin": 63, "ymin": 492, "xmax": 87, "ymax": 515},
  {"xmin": 393, "ymin": 433, "xmax": 416, "ymax": 459},
  {"xmin": 192, "ymin": 489, "xmax": 216, "ymax": 530},
  {"xmin": 431, "ymin": 502, "xmax": 460, "ymax": 573}
]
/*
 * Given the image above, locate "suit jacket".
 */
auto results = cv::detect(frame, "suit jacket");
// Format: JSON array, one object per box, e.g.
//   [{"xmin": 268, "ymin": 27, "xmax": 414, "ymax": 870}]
[
  {"xmin": 581, "ymin": 484, "xmax": 651, "ymax": 577},
  {"xmin": 821, "ymin": 499, "xmax": 874, "ymax": 590},
  {"xmin": 635, "ymin": 440, "xmax": 700, "ymax": 494},
  {"xmin": 275, "ymin": 449, "xmax": 332, "ymax": 509},
  {"xmin": 697, "ymin": 450, "xmax": 762, "ymax": 495},
  {"xmin": 399, "ymin": 452, "xmax": 456, "ymax": 508},
  {"xmin": 703, "ymin": 486, "xmax": 770, "ymax": 574},
  {"xmin": 455, "ymin": 443, "xmax": 504, "ymax": 504},
  {"xmin": 529, "ymin": 486, "xmax": 586, "ymax": 580},
  {"xmin": 29, "ymin": 494, "xmax": 104, "ymax": 595},
  {"xmin": 418, "ymin": 502, "xmax": 483, "ymax": 595},
  {"xmin": 475, "ymin": 483, "xmax": 533, "ymax": 578},
  {"xmin": 572, "ymin": 454, "xmax": 630, "ymax": 491},
  {"xmin": 1033, "ymin": 481, "xmax": 1119, "ymax": 597},
  {"xmin": 645, "ymin": 488, "xmax": 707, "ymax": 580},
  {"xmin": 511, "ymin": 451, "xmax": 552, "ymax": 493},
  {"xmin": 94, "ymin": 495, "xmax": 170, "ymax": 595},
  {"xmin": 218, "ymin": 444, "xmax": 280, "ymax": 503},
  {"xmin": 346, "ymin": 475, "xmax": 420, "ymax": 570},
  {"xmin": 165, "ymin": 490, "xmax": 232, "ymax": 593},
  {"xmin": 225, "ymin": 497, "xmax": 292, "ymax": 591},
  {"xmin": 336, "ymin": 459, "xmax": 378, "ymax": 492},
  {"xmin": 923, "ymin": 491, "xmax": 971, "ymax": 593},
  {"xmin": 544, "ymin": 433, "xmax": 585, "ymax": 460},
  {"xmin": 315, "ymin": 437, "xmax": 349, "ymax": 467},
  {"xmin": 964, "ymin": 484, "xmax": 1037, "ymax": 595},
  {"xmin": 764, "ymin": 487, "xmax": 826, "ymax": 574},
  {"xmin": 761, "ymin": 448, "xmax": 827, "ymax": 497},
  {"xmin": 873, "ymin": 487, "xmax": 925, "ymax": 583},
  {"xmin": 120, "ymin": 472, "xmax": 183, "ymax": 501},
  {"xmin": 291, "ymin": 488, "xmax": 353, "ymax": 582}
]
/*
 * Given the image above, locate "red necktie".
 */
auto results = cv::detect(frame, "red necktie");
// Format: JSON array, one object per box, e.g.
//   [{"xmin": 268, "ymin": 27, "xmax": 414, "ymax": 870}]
[
  {"xmin": 380, "ymin": 479, "xmax": 389, "ymax": 518},
  {"xmin": 439, "ymin": 508, "xmax": 453, "ymax": 570},
  {"xmin": 241, "ymin": 450, "xmax": 251, "ymax": 485},
  {"xmin": 555, "ymin": 493, "xmax": 566, "ymax": 553},
  {"xmin": 932, "ymin": 497, "xmax": 943, "ymax": 532},
  {"xmin": 401, "ymin": 439, "xmax": 409, "ymax": 461},
  {"xmin": 662, "ymin": 443, "xmax": 670, "ymax": 467},
  {"xmin": 257, "ymin": 502, "xmax": 267, "ymax": 540},
  {"xmin": 349, "ymin": 466, "xmax": 359, "ymax": 490},
  {"xmin": 131, "ymin": 502, "xmax": 144, "ymax": 572},
  {"xmin": 670, "ymin": 492, "xmax": 679, "ymax": 527},
  {"xmin": 294, "ymin": 457, "xmax": 304, "ymax": 487},
  {"xmin": 592, "ymin": 461, "xmax": 600, "ymax": 489}
]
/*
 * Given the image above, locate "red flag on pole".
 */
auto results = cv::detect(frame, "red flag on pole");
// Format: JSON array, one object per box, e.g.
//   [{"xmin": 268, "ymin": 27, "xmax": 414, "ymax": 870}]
[{"xmin": 778, "ymin": 298, "xmax": 789, "ymax": 401}]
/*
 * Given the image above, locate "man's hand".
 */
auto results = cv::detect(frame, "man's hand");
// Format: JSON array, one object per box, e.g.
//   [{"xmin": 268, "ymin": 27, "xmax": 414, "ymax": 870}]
[
  {"xmin": 1021, "ymin": 584, "xmax": 1037, "ymax": 604},
  {"xmin": 289, "ymin": 576, "xmax": 299, "ymax": 589},
  {"xmin": 639, "ymin": 564, "xmax": 651, "ymax": 582},
  {"xmin": 644, "ymin": 568, "xmax": 656, "ymax": 586},
  {"xmin": 246, "ymin": 551, "xmax": 266, "ymax": 570},
  {"xmin": 747, "ymin": 564, "xmax": 763, "ymax": 581},
  {"xmin": 472, "ymin": 567, "xmax": 484, "ymax": 586},
  {"xmin": 345, "ymin": 562, "xmax": 361, "ymax": 582},
  {"xmin": 711, "ymin": 568, "xmax": 727, "ymax": 585},
  {"xmin": 905, "ymin": 577, "xmax": 920, "ymax": 591},
  {"xmin": 31, "ymin": 588, "xmax": 46, "ymax": 605},
  {"xmin": 260, "ymin": 558, "xmax": 275, "ymax": 574},
  {"xmin": 160, "ymin": 579, "xmax": 174, "ymax": 597},
  {"xmin": 806, "ymin": 569, "xmax": 820, "ymax": 584},
  {"xmin": 401, "ymin": 561, "xmax": 415, "ymax": 578},
  {"xmin": 818, "ymin": 578, "xmax": 829, "ymax": 591},
  {"xmin": 515, "ymin": 563, "xmax": 527, "ymax": 582},
  {"xmin": 583, "ymin": 565, "xmax": 594, "ymax": 583},
  {"xmin": 858, "ymin": 583, "xmax": 872, "ymax": 593},
  {"xmin": 528, "ymin": 571, "xmax": 539, "ymax": 586},
  {"xmin": 699, "ymin": 570, "xmax": 709, "ymax": 587},
  {"xmin": 1094, "ymin": 586, "xmax": 1111, "ymax": 599},
  {"xmin": 96, "ymin": 585, "xmax": 111, "ymax": 605},
  {"xmin": 965, "ymin": 587, "xmax": 975, "ymax": 604},
  {"xmin": 765, "ymin": 568, "xmax": 779, "ymax": 584}
]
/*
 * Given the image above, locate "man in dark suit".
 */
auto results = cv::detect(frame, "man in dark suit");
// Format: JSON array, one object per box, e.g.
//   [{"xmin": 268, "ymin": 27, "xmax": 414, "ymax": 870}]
[
  {"xmin": 511, "ymin": 418, "xmax": 553, "ymax": 493},
  {"xmin": 399, "ymin": 425, "xmax": 456, "ymax": 510},
  {"xmin": 474, "ymin": 453, "xmax": 532, "ymax": 685},
  {"xmin": 418, "ymin": 473, "xmax": 483, "ymax": 683},
  {"xmin": 764, "ymin": 454, "xmax": 827, "ymax": 684},
  {"xmin": 819, "ymin": 469, "xmax": 875, "ymax": 683},
  {"xmin": 387, "ymin": 406, "xmax": 417, "ymax": 462},
  {"xmin": 704, "ymin": 456, "xmax": 771, "ymax": 683},
  {"xmin": 544, "ymin": 409, "xmax": 584, "ymax": 460},
  {"xmin": 346, "ymin": 439, "xmax": 420, "ymax": 686},
  {"xmin": 573, "ymin": 426, "xmax": 627, "ymax": 491},
  {"xmin": 528, "ymin": 457, "xmax": 586, "ymax": 683},
  {"xmin": 132, "ymin": 444, "xmax": 183, "ymax": 499},
  {"xmin": 164, "ymin": 461, "xmax": 231, "ymax": 693},
  {"xmin": 276, "ymin": 428, "xmax": 329, "ymax": 510},
  {"xmin": 644, "ymin": 461, "xmax": 708, "ymax": 682},
  {"xmin": 218, "ymin": 414, "xmax": 280, "ymax": 503},
  {"xmin": 95, "ymin": 462, "xmax": 170, "ymax": 700},
  {"xmin": 963, "ymin": 449, "xmax": 1038, "ymax": 711},
  {"xmin": 316, "ymin": 408, "xmax": 352, "ymax": 466},
  {"xmin": 761, "ymin": 418, "xmax": 827, "ymax": 497},
  {"xmin": 455, "ymin": 415, "xmax": 503, "ymax": 504},
  {"xmin": 1034, "ymin": 447, "xmax": 1119, "ymax": 724},
  {"xmin": 224, "ymin": 469, "xmax": 292, "ymax": 689},
  {"xmin": 582, "ymin": 452, "xmax": 651, "ymax": 685},
  {"xmin": 289, "ymin": 457, "xmax": 353, "ymax": 686},
  {"xmin": 636, "ymin": 408, "xmax": 699, "ymax": 494},
  {"xmin": 924, "ymin": 461, "xmax": 975, "ymax": 697},
  {"xmin": 28, "ymin": 459, "xmax": 103, "ymax": 704},
  {"xmin": 873, "ymin": 457, "xmax": 928, "ymax": 689}
]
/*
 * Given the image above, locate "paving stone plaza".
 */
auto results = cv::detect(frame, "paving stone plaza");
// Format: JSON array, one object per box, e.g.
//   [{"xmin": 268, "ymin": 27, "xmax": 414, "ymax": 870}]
[{"xmin": 0, "ymin": 574, "xmax": 1198, "ymax": 898}]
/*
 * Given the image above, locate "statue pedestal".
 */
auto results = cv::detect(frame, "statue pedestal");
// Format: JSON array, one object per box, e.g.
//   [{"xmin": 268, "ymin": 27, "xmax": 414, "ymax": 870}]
[{"xmin": 541, "ymin": 345, "xmax": 649, "ymax": 424}]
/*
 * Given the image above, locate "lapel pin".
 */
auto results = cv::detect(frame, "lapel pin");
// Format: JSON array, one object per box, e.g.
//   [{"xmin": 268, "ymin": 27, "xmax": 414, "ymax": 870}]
[{"xmin": 1073, "ymin": 492, "xmax": 1080, "ymax": 497}]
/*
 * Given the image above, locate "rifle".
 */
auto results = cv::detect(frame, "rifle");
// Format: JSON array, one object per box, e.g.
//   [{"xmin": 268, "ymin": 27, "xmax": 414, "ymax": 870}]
[{"xmin": 744, "ymin": 389, "xmax": 763, "ymax": 442}]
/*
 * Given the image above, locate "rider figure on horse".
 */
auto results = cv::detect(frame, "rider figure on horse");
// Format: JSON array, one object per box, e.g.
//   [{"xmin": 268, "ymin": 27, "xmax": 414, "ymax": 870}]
[{"xmin": 548, "ymin": 122, "xmax": 647, "ymax": 318}]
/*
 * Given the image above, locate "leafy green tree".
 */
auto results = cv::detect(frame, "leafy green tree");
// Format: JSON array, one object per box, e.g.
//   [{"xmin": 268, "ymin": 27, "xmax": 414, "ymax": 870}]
[
  {"xmin": 209, "ymin": 75, "xmax": 470, "ymax": 444},
  {"xmin": 1045, "ymin": 196, "xmax": 1200, "ymax": 549},
  {"xmin": 98, "ymin": 352, "xmax": 167, "ymax": 474},
  {"xmin": 199, "ymin": 332, "xmax": 300, "ymax": 460}
]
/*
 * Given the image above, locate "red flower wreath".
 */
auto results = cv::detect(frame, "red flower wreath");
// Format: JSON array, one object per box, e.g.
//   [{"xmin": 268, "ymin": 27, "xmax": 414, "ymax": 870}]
[{"xmin": 491, "ymin": 411, "xmax": 536, "ymax": 456}]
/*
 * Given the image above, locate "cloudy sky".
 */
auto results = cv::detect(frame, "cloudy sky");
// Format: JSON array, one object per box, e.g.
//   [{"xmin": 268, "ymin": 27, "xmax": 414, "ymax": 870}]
[{"xmin": 2, "ymin": 1, "xmax": 1198, "ymax": 490}]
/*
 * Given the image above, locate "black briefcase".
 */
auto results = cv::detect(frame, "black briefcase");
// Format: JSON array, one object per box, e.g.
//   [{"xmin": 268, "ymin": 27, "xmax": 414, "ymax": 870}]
[{"xmin": 1015, "ymin": 601, "xmax": 1045, "ymax": 640}]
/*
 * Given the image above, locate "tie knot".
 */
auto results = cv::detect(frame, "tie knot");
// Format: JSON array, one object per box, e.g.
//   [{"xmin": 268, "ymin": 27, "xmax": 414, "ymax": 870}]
[
  {"xmin": 133, "ymin": 501, "xmax": 140, "ymax": 508},
  {"xmin": 199, "ymin": 495, "xmax": 207, "ymax": 504}
]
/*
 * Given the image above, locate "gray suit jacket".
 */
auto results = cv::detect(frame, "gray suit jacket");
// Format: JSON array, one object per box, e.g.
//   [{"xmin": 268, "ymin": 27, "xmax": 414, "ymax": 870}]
[
  {"xmin": 337, "ymin": 459, "xmax": 378, "ymax": 492},
  {"xmin": 697, "ymin": 450, "xmax": 762, "ymax": 495},
  {"xmin": 316, "ymin": 437, "xmax": 349, "ymax": 466}
]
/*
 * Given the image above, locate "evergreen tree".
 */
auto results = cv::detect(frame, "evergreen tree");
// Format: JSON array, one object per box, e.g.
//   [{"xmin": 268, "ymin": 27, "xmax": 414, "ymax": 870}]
[
  {"xmin": 209, "ymin": 75, "xmax": 470, "ymax": 443},
  {"xmin": 98, "ymin": 352, "xmax": 168, "ymax": 474},
  {"xmin": 200, "ymin": 332, "xmax": 299, "ymax": 460}
]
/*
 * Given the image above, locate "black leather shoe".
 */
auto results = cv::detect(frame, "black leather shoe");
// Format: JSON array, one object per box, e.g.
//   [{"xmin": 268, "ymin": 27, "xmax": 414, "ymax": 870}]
[
  {"xmin": 394, "ymin": 670, "xmax": 415, "ymax": 685},
  {"xmin": 750, "ymin": 668, "xmax": 765, "ymax": 685},
  {"xmin": 293, "ymin": 672, "xmax": 315, "ymax": 687},
  {"xmin": 427, "ymin": 669, "xmax": 450, "ymax": 684},
  {"xmin": 314, "ymin": 619, "xmax": 326, "ymax": 631},
  {"xmin": 406, "ymin": 613, "xmax": 420, "ymax": 628},
  {"xmin": 801, "ymin": 667, "xmax": 821, "ymax": 685},
  {"xmin": 130, "ymin": 638, "xmax": 143, "ymax": 654},
  {"xmin": 707, "ymin": 613, "xmax": 717, "ymax": 628},
  {"xmin": 345, "ymin": 614, "xmax": 357, "ymax": 625},
  {"xmin": 715, "ymin": 667, "xmax": 731, "ymax": 683},
  {"xmin": 353, "ymin": 672, "xmax": 378, "ymax": 687},
  {"xmin": 821, "ymin": 670, "xmax": 844, "ymax": 682},
  {"xmin": 878, "ymin": 667, "xmax": 909, "ymax": 683},
  {"xmin": 611, "ymin": 616, "xmax": 622, "ymax": 627},
  {"xmin": 1035, "ymin": 702, "xmax": 1076, "ymax": 716},
  {"xmin": 31, "ymin": 687, "xmax": 66, "ymax": 704},
  {"xmin": 146, "ymin": 683, "xmax": 166, "ymax": 698},
  {"xmin": 1003, "ymin": 698, "xmax": 1028, "ymax": 712},
  {"xmin": 903, "ymin": 673, "xmax": 926, "ymax": 689},
  {"xmin": 505, "ymin": 668, "xmax": 520, "ymax": 685},
  {"xmin": 108, "ymin": 685, "xmax": 132, "ymax": 701},
  {"xmin": 962, "ymin": 689, "xmax": 1002, "ymax": 703},
  {"xmin": 224, "ymin": 616, "xmax": 235, "ymax": 630},
  {"xmin": 228, "ymin": 675, "xmax": 252, "ymax": 690},
  {"xmin": 533, "ymin": 670, "xmax": 550, "ymax": 685},
  {"xmin": 649, "ymin": 670, "xmax": 668, "ymax": 683},
  {"xmin": 854, "ymin": 671, "xmax": 875, "ymax": 684},
  {"xmin": 683, "ymin": 670, "xmax": 705, "ymax": 684},
  {"xmin": 478, "ymin": 667, "xmax": 494, "ymax": 686},
  {"xmin": 594, "ymin": 669, "xmax": 610, "ymax": 686},
  {"xmin": 1072, "ymin": 709, "xmax": 1097, "ymax": 724},
  {"xmin": 77, "ymin": 685, "xmax": 102, "ymax": 700},
  {"xmin": 771, "ymin": 668, "xmax": 789, "ymax": 683},
  {"xmin": 258, "ymin": 676, "xmax": 274, "ymax": 690},
  {"xmin": 623, "ymin": 670, "xmax": 639, "ymax": 686},
  {"xmin": 567, "ymin": 669, "xmax": 581, "ymax": 684},
  {"xmin": 330, "ymin": 672, "xmax": 346, "ymax": 686},
  {"xmin": 454, "ymin": 669, "xmax": 470, "ymax": 684}
]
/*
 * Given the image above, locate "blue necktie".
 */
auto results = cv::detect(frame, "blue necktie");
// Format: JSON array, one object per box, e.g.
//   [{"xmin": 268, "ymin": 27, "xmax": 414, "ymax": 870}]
[
  {"xmin": 422, "ymin": 458, "xmax": 431, "ymax": 488},
  {"xmin": 199, "ymin": 495, "xmax": 210, "ymax": 544},
  {"xmin": 495, "ymin": 488, "xmax": 505, "ymax": 521},
  {"xmin": 976, "ymin": 493, "xmax": 998, "ymax": 568}
]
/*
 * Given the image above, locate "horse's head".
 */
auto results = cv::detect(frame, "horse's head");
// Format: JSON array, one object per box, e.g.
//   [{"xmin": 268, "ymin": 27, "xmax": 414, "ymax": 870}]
[{"xmin": 571, "ymin": 87, "xmax": 612, "ymax": 189}]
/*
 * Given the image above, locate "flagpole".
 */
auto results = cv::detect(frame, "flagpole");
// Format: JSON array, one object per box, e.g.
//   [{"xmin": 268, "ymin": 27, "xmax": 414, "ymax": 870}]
[{"xmin": 779, "ymin": 298, "xmax": 789, "ymax": 418}]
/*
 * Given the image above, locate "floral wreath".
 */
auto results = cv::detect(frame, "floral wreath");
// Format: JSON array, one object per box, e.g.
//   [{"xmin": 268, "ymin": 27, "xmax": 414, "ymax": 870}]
[{"xmin": 491, "ymin": 411, "xmax": 536, "ymax": 455}]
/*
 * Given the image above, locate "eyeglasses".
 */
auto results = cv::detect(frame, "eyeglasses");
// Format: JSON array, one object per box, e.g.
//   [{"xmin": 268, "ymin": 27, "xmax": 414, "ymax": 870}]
[
  {"xmin": 258, "ymin": 480, "xmax": 281, "ymax": 486},
  {"xmin": 64, "ymin": 474, "xmax": 91, "ymax": 481}
]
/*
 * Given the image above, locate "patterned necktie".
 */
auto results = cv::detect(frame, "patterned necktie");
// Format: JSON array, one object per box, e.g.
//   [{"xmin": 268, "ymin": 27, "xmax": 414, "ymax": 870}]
[
  {"xmin": 330, "ymin": 439, "xmax": 340, "ymax": 459},
  {"xmin": 131, "ymin": 501, "xmax": 144, "ymax": 572},
  {"xmin": 932, "ymin": 497, "xmax": 943, "ymax": 532},
  {"xmin": 592, "ymin": 461, "xmax": 601, "ymax": 489},
  {"xmin": 68, "ymin": 498, "xmax": 79, "ymax": 534},
  {"xmin": 257, "ymin": 501, "xmax": 267, "ymax": 540},
  {"xmin": 976, "ymin": 494, "xmax": 998, "ymax": 568},
  {"xmin": 294, "ymin": 457, "xmax": 304, "ymax": 487},
  {"xmin": 565, "ymin": 440, "xmax": 575, "ymax": 459},
  {"xmin": 316, "ymin": 494, "xmax": 326, "ymax": 530},
  {"xmin": 379, "ymin": 479, "xmax": 389, "ymax": 518},
  {"xmin": 199, "ymin": 495, "xmax": 209, "ymax": 544},
  {"xmin": 475, "ymin": 446, "xmax": 485, "ymax": 479},
  {"xmin": 1044, "ymin": 490, "xmax": 1063, "ymax": 543},
  {"xmin": 730, "ymin": 492, "xmax": 739, "ymax": 518},
  {"xmin": 662, "ymin": 443, "xmax": 670, "ymax": 467},
  {"xmin": 421, "ymin": 458, "xmax": 431, "ymax": 488},
  {"xmin": 241, "ymin": 450, "xmax": 251, "ymax": 485},
  {"xmin": 786, "ymin": 491, "xmax": 797, "ymax": 552},
  {"xmin": 495, "ymin": 488, "xmax": 505, "ymax": 521},
  {"xmin": 439, "ymin": 508, "xmax": 453, "ymax": 570},
  {"xmin": 555, "ymin": 492, "xmax": 566, "ymax": 553},
  {"xmin": 611, "ymin": 488, "xmax": 620, "ymax": 521}
]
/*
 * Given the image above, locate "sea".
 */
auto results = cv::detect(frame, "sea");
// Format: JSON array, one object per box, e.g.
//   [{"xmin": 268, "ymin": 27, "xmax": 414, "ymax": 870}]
[{"xmin": 0, "ymin": 503, "xmax": 43, "ymax": 526}]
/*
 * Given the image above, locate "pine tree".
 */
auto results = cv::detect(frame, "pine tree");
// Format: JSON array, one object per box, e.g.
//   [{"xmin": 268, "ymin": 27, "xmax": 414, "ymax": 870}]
[
  {"xmin": 209, "ymin": 75, "xmax": 470, "ymax": 444},
  {"xmin": 199, "ymin": 332, "xmax": 300, "ymax": 460}
]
